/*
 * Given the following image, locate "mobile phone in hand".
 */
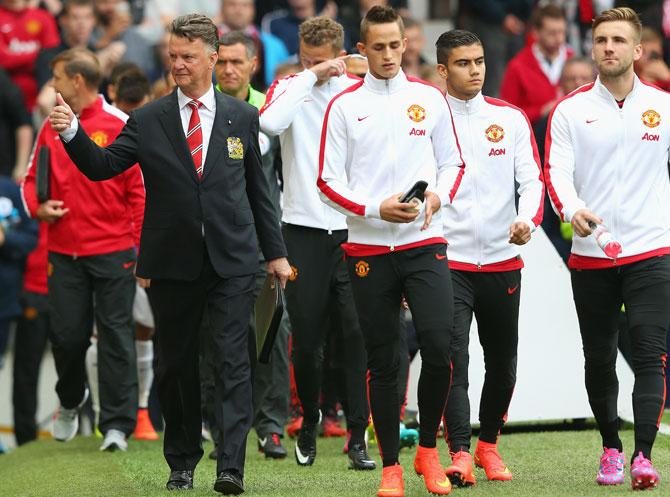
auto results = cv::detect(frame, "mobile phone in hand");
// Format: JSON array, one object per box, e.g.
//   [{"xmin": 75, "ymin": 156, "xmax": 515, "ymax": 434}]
[{"xmin": 400, "ymin": 180, "xmax": 428, "ymax": 204}]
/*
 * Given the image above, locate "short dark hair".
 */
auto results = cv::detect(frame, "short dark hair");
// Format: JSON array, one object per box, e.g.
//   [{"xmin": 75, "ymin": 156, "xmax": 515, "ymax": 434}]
[
  {"xmin": 531, "ymin": 4, "xmax": 566, "ymax": 30},
  {"xmin": 50, "ymin": 48, "xmax": 101, "ymax": 89},
  {"xmin": 219, "ymin": 30, "xmax": 257, "ymax": 58},
  {"xmin": 435, "ymin": 29, "xmax": 482, "ymax": 65},
  {"xmin": 109, "ymin": 62, "xmax": 142, "ymax": 86},
  {"xmin": 360, "ymin": 5, "xmax": 404, "ymax": 43},
  {"xmin": 170, "ymin": 13, "xmax": 219, "ymax": 53},
  {"xmin": 116, "ymin": 71, "xmax": 151, "ymax": 105},
  {"xmin": 62, "ymin": 0, "xmax": 93, "ymax": 16}
]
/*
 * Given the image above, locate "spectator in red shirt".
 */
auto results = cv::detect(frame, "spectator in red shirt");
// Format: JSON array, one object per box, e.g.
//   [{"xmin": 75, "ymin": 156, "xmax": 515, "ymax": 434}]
[
  {"xmin": 0, "ymin": 0, "xmax": 60, "ymax": 111},
  {"xmin": 500, "ymin": 4, "xmax": 572, "ymax": 125}
]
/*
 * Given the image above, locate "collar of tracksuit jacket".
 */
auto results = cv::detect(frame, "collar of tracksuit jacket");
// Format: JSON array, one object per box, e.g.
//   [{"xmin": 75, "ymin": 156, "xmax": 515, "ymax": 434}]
[
  {"xmin": 545, "ymin": 74, "xmax": 670, "ymax": 268},
  {"xmin": 443, "ymin": 91, "xmax": 544, "ymax": 271}
]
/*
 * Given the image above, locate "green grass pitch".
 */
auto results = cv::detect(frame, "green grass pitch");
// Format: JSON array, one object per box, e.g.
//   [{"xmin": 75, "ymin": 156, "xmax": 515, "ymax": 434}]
[{"xmin": 1, "ymin": 425, "xmax": 669, "ymax": 497}]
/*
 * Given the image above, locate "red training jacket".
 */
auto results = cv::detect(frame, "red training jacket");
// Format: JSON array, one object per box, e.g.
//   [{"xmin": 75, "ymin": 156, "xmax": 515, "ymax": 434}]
[
  {"xmin": 22, "ymin": 96, "xmax": 144, "ymax": 258},
  {"xmin": 500, "ymin": 44, "xmax": 573, "ymax": 125},
  {"xmin": 0, "ymin": 6, "xmax": 59, "ymax": 110}
]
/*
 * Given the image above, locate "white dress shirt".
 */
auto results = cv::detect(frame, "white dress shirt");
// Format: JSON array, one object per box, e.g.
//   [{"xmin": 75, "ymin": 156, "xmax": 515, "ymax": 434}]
[
  {"xmin": 177, "ymin": 85, "xmax": 216, "ymax": 170},
  {"xmin": 532, "ymin": 43, "xmax": 568, "ymax": 86}
]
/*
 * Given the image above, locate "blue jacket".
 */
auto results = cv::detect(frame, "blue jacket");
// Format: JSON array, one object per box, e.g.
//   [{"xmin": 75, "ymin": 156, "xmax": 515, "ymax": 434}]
[{"xmin": 0, "ymin": 177, "xmax": 38, "ymax": 320}]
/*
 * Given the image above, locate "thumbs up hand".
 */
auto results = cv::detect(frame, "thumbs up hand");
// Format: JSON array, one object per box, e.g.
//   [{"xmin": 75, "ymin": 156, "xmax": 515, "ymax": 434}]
[{"xmin": 49, "ymin": 93, "xmax": 75, "ymax": 133}]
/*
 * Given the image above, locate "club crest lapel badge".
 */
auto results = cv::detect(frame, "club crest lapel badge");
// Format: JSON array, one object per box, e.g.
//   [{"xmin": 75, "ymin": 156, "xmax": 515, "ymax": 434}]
[{"xmin": 227, "ymin": 137, "xmax": 244, "ymax": 159}]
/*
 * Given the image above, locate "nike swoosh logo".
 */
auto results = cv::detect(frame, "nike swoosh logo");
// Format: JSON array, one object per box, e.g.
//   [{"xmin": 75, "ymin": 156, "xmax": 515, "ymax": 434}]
[
  {"xmin": 498, "ymin": 467, "xmax": 512, "ymax": 475},
  {"xmin": 435, "ymin": 253, "xmax": 447, "ymax": 260},
  {"xmin": 357, "ymin": 115, "xmax": 370, "ymax": 121},
  {"xmin": 295, "ymin": 445, "xmax": 310, "ymax": 465},
  {"xmin": 507, "ymin": 285, "xmax": 518, "ymax": 295},
  {"xmin": 259, "ymin": 437, "xmax": 267, "ymax": 448},
  {"xmin": 122, "ymin": 261, "xmax": 135, "ymax": 269},
  {"xmin": 435, "ymin": 479, "xmax": 452, "ymax": 488},
  {"xmin": 586, "ymin": 119, "xmax": 598, "ymax": 124}
]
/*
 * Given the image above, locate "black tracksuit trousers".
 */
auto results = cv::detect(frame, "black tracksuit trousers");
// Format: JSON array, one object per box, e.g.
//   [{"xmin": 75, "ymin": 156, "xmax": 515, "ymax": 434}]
[
  {"xmin": 444, "ymin": 269, "xmax": 521, "ymax": 452},
  {"xmin": 347, "ymin": 243, "xmax": 453, "ymax": 467}
]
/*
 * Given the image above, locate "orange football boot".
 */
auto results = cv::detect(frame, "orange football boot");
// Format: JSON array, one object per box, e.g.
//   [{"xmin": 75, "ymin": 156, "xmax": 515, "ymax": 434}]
[
  {"xmin": 445, "ymin": 450, "xmax": 476, "ymax": 487},
  {"xmin": 377, "ymin": 464, "xmax": 404, "ymax": 497},
  {"xmin": 414, "ymin": 446, "xmax": 452, "ymax": 495},
  {"xmin": 133, "ymin": 408, "xmax": 159, "ymax": 441},
  {"xmin": 474, "ymin": 440, "xmax": 513, "ymax": 481}
]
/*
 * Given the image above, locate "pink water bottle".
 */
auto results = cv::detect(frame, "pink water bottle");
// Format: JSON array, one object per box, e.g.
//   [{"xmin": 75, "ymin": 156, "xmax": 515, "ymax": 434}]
[{"xmin": 588, "ymin": 221, "xmax": 622, "ymax": 259}]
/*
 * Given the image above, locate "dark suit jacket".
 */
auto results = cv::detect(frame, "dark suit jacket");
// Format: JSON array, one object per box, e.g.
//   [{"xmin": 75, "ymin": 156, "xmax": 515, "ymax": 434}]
[{"xmin": 62, "ymin": 88, "xmax": 287, "ymax": 281}]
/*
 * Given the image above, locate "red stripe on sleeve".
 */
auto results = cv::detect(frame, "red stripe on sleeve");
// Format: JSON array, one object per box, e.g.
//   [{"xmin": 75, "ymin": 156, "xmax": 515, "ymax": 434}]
[
  {"xmin": 317, "ymin": 80, "xmax": 366, "ymax": 216},
  {"xmin": 484, "ymin": 96, "xmax": 545, "ymax": 226},
  {"xmin": 544, "ymin": 83, "xmax": 595, "ymax": 222},
  {"xmin": 258, "ymin": 73, "xmax": 297, "ymax": 116}
]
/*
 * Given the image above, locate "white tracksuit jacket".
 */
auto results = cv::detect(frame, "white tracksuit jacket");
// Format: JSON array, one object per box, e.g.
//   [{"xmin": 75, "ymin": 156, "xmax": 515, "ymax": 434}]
[
  {"xmin": 259, "ymin": 69, "xmax": 360, "ymax": 231},
  {"xmin": 545, "ymin": 75, "xmax": 670, "ymax": 268},
  {"xmin": 443, "ymin": 92, "xmax": 544, "ymax": 271},
  {"xmin": 317, "ymin": 70, "xmax": 464, "ymax": 255}
]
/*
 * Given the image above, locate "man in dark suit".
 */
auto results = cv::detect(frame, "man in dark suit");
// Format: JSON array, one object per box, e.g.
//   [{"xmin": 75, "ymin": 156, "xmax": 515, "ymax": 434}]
[{"xmin": 49, "ymin": 13, "xmax": 291, "ymax": 495}]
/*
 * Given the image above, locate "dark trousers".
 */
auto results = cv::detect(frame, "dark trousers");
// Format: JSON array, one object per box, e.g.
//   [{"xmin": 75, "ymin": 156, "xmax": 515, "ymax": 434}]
[
  {"xmin": 571, "ymin": 255, "xmax": 670, "ymax": 460},
  {"xmin": 12, "ymin": 292, "xmax": 50, "ymax": 445},
  {"xmin": 200, "ymin": 266, "xmax": 290, "ymax": 441},
  {"xmin": 147, "ymin": 252, "xmax": 255, "ymax": 475},
  {"xmin": 48, "ymin": 250, "xmax": 137, "ymax": 435},
  {"xmin": 444, "ymin": 270, "xmax": 521, "ymax": 452},
  {"xmin": 283, "ymin": 224, "xmax": 368, "ymax": 440},
  {"xmin": 348, "ymin": 243, "xmax": 453, "ymax": 467}
]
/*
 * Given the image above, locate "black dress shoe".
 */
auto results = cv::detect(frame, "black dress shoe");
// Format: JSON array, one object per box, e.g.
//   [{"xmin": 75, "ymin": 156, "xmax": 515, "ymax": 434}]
[
  {"xmin": 166, "ymin": 470, "xmax": 194, "ymax": 490},
  {"xmin": 348, "ymin": 443, "xmax": 376, "ymax": 470},
  {"xmin": 214, "ymin": 469, "xmax": 244, "ymax": 495}
]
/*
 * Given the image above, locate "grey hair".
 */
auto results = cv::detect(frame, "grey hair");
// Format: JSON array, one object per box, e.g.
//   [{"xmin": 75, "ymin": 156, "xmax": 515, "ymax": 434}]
[
  {"xmin": 218, "ymin": 31, "xmax": 257, "ymax": 59},
  {"xmin": 169, "ymin": 13, "xmax": 219, "ymax": 53}
]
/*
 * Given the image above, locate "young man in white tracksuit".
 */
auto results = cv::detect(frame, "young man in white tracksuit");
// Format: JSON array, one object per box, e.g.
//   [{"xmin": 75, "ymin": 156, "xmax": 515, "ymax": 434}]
[
  {"xmin": 546, "ymin": 7, "xmax": 670, "ymax": 490},
  {"xmin": 318, "ymin": 7, "xmax": 464, "ymax": 497},
  {"xmin": 436, "ymin": 30, "xmax": 545, "ymax": 487},
  {"xmin": 259, "ymin": 16, "xmax": 374, "ymax": 470}
]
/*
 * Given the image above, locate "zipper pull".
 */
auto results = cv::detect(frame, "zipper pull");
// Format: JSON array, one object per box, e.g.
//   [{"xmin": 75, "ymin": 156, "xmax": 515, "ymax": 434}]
[{"xmin": 390, "ymin": 245, "xmax": 395, "ymax": 252}]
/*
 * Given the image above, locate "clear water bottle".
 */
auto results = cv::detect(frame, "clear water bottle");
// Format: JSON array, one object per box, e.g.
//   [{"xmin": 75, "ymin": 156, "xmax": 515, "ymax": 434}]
[{"xmin": 588, "ymin": 221, "xmax": 622, "ymax": 259}]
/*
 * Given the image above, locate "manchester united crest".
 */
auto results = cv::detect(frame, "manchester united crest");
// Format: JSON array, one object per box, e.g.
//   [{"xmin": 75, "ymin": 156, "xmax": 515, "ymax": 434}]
[
  {"xmin": 485, "ymin": 124, "xmax": 505, "ymax": 143},
  {"xmin": 407, "ymin": 104, "xmax": 426, "ymax": 123},
  {"xmin": 642, "ymin": 109, "xmax": 661, "ymax": 128},
  {"xmin": 90, "ymin": 131, "xmax": 108, "ymax": 147},
  {"xmin": 25, "ymin": 20, "xmax": 41, "ymax": 35},
  {"xmin": 227, "ymin": 136, "xmax": 244, "ymax": 159},
  {"xmin": 289, "ymin": 265, "xmax": 298, "ymax": 281},
  {"xmin": 354, "ymin": 260, "xmax": 370, "ymax": 278}
]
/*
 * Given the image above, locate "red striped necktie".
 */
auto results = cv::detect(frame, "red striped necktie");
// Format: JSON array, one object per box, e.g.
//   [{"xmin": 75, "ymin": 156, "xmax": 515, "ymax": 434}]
[{"xmin": 186, "ymin": 100, "xmax": 203, "ymax": 178}]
